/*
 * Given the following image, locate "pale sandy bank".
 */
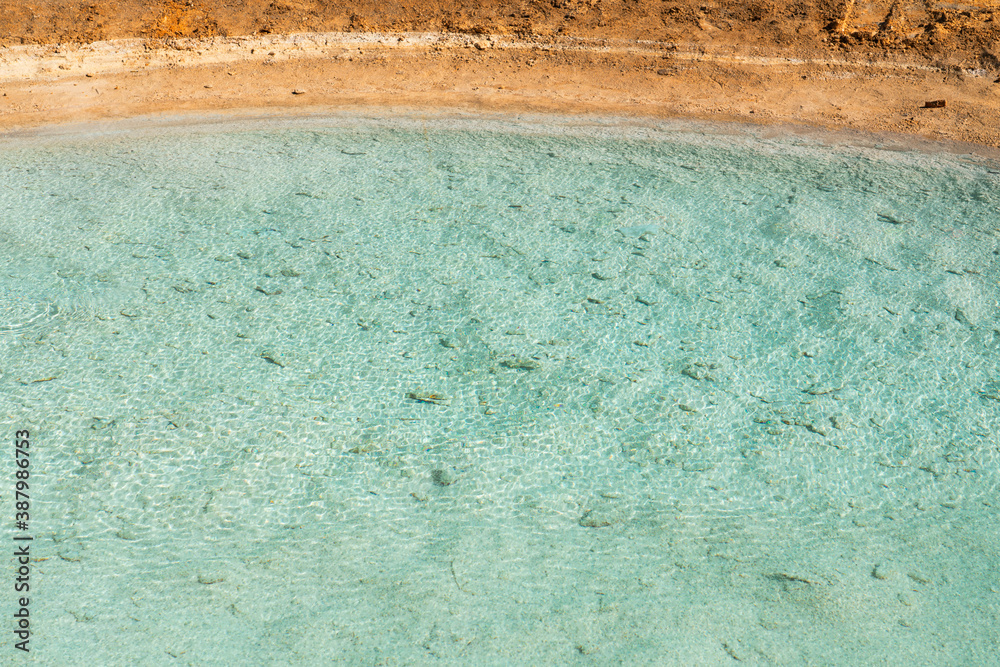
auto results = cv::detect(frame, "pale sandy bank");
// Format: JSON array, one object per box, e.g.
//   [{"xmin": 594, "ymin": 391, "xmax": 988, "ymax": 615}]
[{"xmin": 1, "ymin": 31, "xmax": 999, "ymax": 149}]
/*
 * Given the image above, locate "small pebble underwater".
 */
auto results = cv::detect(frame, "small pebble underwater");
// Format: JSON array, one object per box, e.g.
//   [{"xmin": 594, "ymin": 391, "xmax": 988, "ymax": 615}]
[{"xmin": 1, "ymin": 114, "xmax": 998, "ymax": 663}]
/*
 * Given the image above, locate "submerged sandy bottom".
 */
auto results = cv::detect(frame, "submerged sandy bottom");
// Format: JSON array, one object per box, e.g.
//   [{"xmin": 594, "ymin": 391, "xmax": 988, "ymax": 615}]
[{"xmin": 1, "ymin": 112, "xmax": 998, "ymax": 663}]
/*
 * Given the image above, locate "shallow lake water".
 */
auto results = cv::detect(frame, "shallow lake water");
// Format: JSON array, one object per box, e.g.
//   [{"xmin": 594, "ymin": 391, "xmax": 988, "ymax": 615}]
[{"xmin": 1, "ymin": 113, "xmax": 998, "ymax": 664}]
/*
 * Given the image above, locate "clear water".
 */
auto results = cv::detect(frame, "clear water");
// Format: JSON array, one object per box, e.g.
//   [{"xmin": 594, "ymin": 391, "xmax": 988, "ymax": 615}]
[{"xmin": 2, "ymin": 114, "xmax": 998, "ymax": 664}]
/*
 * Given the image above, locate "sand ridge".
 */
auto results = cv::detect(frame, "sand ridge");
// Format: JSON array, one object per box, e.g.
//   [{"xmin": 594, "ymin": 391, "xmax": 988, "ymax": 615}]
[{"xmin": 1, "ymin": 28, "xmax": 999, "ymax": 147}]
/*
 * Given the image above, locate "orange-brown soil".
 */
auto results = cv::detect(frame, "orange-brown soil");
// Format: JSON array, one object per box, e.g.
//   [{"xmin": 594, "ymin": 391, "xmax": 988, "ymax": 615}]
[{"xmin": 2, "ymin": 1, "xmax": 1000, "ymax": 146}]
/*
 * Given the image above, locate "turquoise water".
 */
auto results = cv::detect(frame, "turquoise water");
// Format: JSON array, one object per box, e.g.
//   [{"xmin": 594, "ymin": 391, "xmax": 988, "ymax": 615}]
[{"xmin": 1, "ymin": 114, "xmax": 998, "ymax": 664}]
